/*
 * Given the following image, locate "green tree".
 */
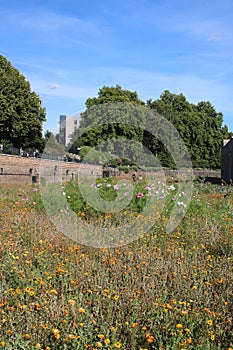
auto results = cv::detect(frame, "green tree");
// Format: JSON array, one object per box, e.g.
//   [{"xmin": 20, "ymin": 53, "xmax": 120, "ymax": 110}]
[
  {"xmin": 147, "ymin": 90, "xmax": 230, "ymax": 168},
  {"xmin": 85, "ymin": 84, "xmax": 144, "ymax": 108},
  {"xmin": 0, "ymin": 55, "xmax": 46, "ymax": 150},
  {"xmin": 69, "ymin": 86, "xmax": 147, "ymax": 164}
]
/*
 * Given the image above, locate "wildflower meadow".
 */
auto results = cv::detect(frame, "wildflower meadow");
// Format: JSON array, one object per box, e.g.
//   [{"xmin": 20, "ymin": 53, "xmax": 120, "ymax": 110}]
[{"xmin": 0, "ymin": 176, "xmax": 232, "ymax": 349}]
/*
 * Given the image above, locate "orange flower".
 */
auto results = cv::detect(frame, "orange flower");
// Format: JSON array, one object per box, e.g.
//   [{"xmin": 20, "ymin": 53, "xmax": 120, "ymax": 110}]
[
  {"xmin": 146, "ymin": 333, "xmax": 154, "ymax": 343},
  {"xmin": 78, "ymin": 307, "xmax": 85, "ymax": 313},
  {"xmin": 23, "ymin": 334, "xmax": 30, "ymax": 339}
]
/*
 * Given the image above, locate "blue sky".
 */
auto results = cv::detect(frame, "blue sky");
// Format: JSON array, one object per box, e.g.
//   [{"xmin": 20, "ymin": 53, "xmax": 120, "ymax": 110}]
[{"xmin": 1, "ymin": 0, "xmax": 233, "ymax": 132}]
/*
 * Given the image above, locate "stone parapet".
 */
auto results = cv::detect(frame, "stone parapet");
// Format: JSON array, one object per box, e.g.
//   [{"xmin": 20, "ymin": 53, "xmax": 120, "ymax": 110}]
[{"xmin": 0, "ymin": 154, "xmax": 102, "ymax": 184}]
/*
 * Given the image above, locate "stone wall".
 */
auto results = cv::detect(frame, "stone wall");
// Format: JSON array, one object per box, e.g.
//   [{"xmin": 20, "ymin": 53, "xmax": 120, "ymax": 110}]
[
  {"xmin": 0, "ymin": 154, "xmax": 221, "ymax": 185},
  {"xmin": 0, "ymin": 154, "xmax": 102, "ymax": 184}
]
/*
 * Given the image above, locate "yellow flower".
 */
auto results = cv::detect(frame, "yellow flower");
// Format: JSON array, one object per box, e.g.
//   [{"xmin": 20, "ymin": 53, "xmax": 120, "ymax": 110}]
[
  {"xmin": 207, "ymin": 319, "xmax": 213, "ymax": 326},
  {"xmin": 68, "ymin": 299, "xmax": 76, "ymax": 305},
  {"xmin": 50, "ymin": 289, "xmax": 57, "ymax": 294},
  {"xmin": 176, "ymin": 324, "xmax": 183, "ymax": 329},
  {"xmin": 78, "ymin": 307, "xmax": 85, "ymax": 313},
  {"xmin": 104, "ymin": 339, "xmax": 110, "ymax": 344},
  {"xmin": 52, "ymin": 328, "xmax": 60, "ymax": 334},
  {"xmin": 1, "ymin": 342, "xmax": 6, "ymax": 347},
  {"xmin": 96, "ymin": 342, "xmax": 103, "ymax": 348},
  {"xmin": 114, "ymin": 342, "xmax": 122, "ymax": 349},
  {"xmin": 35, "ymin": 344, "xmax": 41, "ymax": 349},
  {"xmin": 52, "ymin": 328, "xmax": 60, "ymax": 339},
  {"xmin": 113, "ymin": 295, "xmax": 119, "ymax": 300}
]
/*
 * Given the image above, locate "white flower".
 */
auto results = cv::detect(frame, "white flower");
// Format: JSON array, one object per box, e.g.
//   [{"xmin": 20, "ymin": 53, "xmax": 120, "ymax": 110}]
[{"xmin": 177, "ymin": 201, "xmax": 187, "ymax": 208}]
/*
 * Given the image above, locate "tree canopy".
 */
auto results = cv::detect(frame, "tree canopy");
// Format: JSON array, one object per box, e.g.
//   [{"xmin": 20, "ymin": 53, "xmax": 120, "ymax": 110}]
[
  {"xmin": 69, "ymin": 86, "xmax": 146, "ymax": 163},
  {"xmin": 147, "ymin": 90, "xmax": 229, "ymax": 168},
  {"xmin": 85, "ymin": 85, "xmax": 144, "ymax": 108},
  {"xmin": 0, "ymin": 55, "xmax": 46, "ymax": 150},
  {"xmin": 70, "ymin": 85, "xmax": 230, "ymax": 168}
]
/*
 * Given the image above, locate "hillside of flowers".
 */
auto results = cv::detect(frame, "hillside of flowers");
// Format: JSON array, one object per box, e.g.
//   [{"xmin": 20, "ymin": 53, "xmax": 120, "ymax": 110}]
[{"xmin": 0, "ymin": 178, "xmax": 232, "ymax": 349}]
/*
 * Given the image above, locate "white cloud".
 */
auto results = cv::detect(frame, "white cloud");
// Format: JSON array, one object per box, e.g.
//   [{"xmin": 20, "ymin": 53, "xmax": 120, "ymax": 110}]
[
  {"xmin": 49, "ymin": 83, "xmax": 60, "ymax": 89},
  {"xmin": 207, "ymin": 34, "xmax": 223, "ymax": 42},
  {"xmin": 1, "ymin": 7, "xmax": 101, "ymax": 41},
  {"xmin": 18, "ymin": 11, "xmax": 100, "ymax": 35},
  {"xmin": 29, "ymin": 76, "xmax": 97, "ymax": 100},
  {"xmin": 29, "ymin": 65, "xmax": 233, "ymax": 120}
]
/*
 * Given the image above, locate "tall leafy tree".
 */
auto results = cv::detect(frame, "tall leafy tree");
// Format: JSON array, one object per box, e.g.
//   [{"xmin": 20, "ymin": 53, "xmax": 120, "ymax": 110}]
[
  {"xmin": 0, "ymin": 55, "xmax": 46, "ymax": 150},
  {"xmin": 147, "ymin": 90, "xmax": 230, "ymax": 168},
  {"xmin": 69, "ymin": 86, "xmax": 229, "ymax": 168},
  {"xmin": 69, "ymin": 86, "xmax": 147, "ymax": 163},
  {"xmin": 85, "ymin": 84, "xmax": 144, "ymax": 108}
]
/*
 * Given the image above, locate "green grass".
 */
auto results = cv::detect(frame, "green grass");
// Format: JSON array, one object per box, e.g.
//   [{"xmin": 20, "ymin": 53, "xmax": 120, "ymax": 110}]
[{"xmin": 0, "ymin": 180, "xmax": 232, "ymax": 349}]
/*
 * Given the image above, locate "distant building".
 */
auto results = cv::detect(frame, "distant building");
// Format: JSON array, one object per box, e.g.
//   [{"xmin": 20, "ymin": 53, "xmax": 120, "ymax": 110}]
[
  {"xmin": 221, "ymin": 138, "xmax": 233, "ymax": 183},
  {"xmin": 58, "ymin": 115, "xmax": 80, "ymax": 146}
]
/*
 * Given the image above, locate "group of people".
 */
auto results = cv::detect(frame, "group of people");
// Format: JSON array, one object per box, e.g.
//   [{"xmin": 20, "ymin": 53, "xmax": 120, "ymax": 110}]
[{"xmin": 19, "ymin": 148, "xmax": 39, "ymax": 158}]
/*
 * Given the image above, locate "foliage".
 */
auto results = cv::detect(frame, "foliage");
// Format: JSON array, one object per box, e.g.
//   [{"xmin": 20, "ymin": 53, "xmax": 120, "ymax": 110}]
[
  {"xmin": 0, "ymin": 55, "xmax": 46, "ymax": 150},
  {"xmin": 85, "ymin": 85, "xmax": 144, "ymax": 108},
  {"xmin": 68, "ymin": 86, "xmax": 146, "ymax": 160},
  {"xmin": 70, "ymin": 86, "xmax": 230, "ymax": 169},
  {"xmin": 0, "ymin": 181, "xmax": 232, "ymax": 349},
  {"xmin": 147, "ymin": 90, "xmax": 230, "ymax": 168}
]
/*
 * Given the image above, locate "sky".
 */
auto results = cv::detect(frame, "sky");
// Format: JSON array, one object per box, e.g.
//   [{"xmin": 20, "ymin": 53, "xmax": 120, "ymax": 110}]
[{"xmin": 1, "ymin": 0, "xmax": 233, "ymax": 132}]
